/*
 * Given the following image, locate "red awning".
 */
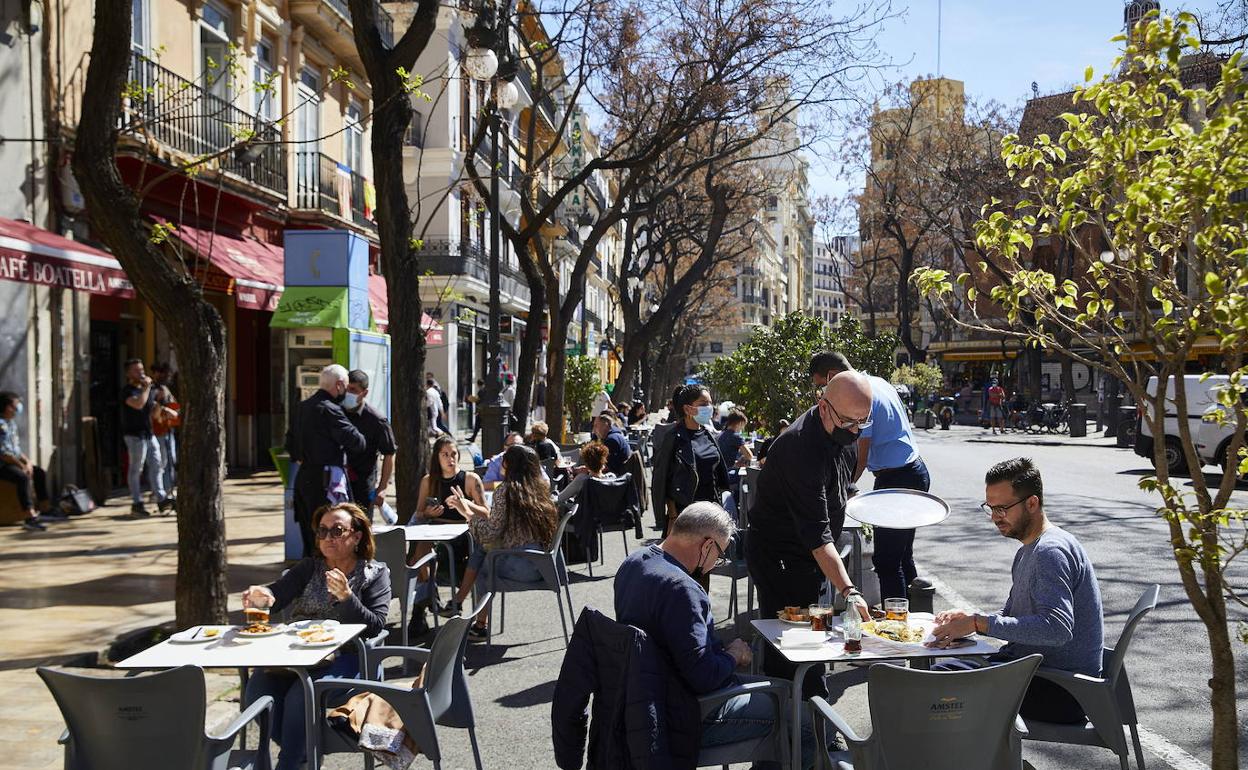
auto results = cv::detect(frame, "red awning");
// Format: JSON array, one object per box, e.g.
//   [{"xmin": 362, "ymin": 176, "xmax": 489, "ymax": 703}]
[
  {"xmin": 0, "ymin": 216, "xmax": 133, "ymax": 297},
  {"xmin": 162, "ymin": 219, "xmax": 285, "ymax": 311},
  {"xmin": 368, "ymin": 273, "xmax": 444, "ymax": 344}
]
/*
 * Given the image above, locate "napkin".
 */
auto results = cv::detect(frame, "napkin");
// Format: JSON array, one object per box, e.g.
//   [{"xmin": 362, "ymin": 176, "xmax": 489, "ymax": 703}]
[{"xmin": 780, "ymin": 629, "xmax": 827, "ymax": 648}]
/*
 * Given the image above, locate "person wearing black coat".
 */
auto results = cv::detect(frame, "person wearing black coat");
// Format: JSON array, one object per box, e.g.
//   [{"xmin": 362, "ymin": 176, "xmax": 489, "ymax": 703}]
[{"xmin": 650, "ymin": 385, "xmax": 731, "ymax": 536}]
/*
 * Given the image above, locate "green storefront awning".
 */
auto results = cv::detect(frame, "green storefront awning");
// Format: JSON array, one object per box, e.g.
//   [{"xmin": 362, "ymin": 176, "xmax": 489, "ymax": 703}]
[{"xmin": 270, "ymin": 286, "xmax": 351, "ymax": 329}]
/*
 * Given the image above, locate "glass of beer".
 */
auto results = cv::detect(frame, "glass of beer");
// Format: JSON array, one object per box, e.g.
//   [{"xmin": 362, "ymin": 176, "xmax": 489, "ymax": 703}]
[
  {"xmin": 244, "ymin": 591, "xmax": 272, "ymax": 627},
  {"xmin": 884, "ymin": 598, "xmax": 909, "ymax": 622},
  {"xmin": 808, "ymin": 603, "xmax": 833, "ymax": 632}
]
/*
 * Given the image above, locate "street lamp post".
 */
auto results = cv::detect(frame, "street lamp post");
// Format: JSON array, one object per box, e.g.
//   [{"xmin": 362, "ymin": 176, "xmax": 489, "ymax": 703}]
[{"xmin": 466, "ymin": 0, "xmax": 518, "ymax": 456}]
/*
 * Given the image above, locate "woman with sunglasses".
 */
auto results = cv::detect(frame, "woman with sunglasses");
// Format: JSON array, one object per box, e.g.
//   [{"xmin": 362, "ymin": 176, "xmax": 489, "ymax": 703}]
[
  {"xmin": 651, "ymin": 384, "xmax": 732, "ymax": 538},
  {"xmin": 240, "ymin": 502, "xmax": 391, "ymax": 770}
]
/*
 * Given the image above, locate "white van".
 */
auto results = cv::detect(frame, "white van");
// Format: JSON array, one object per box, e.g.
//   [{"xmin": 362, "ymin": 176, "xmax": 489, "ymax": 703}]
[
  {"xmin": 1195, "ymin": 394, "xmax": 1247, "ymax": 479},
  {"xmin": 1134, "ymin": 374, "xmax": 1230, "ymax": 474}
]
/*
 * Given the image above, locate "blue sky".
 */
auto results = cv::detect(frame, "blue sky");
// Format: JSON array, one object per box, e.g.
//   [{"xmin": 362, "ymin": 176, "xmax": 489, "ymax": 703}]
[{"xmin": 808, "ymin": 0, "xmax": 1225, "ymax": 202}]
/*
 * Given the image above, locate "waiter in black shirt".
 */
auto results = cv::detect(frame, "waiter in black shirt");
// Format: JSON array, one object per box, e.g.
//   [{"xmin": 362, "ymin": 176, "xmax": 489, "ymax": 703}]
[
  {"xmin": 287, "ymin": 364, "xmax": 366, "ymax": 556},
  {"xmin": 746, "ymin": 371, "xmax": 872, "ymax": 698},
  {"xmin": 344, "ymin": 369, "xmax": 397, "ymax": 520}
]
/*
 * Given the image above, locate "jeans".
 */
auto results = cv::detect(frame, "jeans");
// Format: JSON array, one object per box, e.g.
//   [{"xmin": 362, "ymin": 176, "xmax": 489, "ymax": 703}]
[
  {"xmin": 870, "ymin": 458, "xmax": 930, "ymax": 602},
  {"xmin": 243, "ymin": 653, "xmax": 359, "ymax": 770},
  {"xmin": 0, "ymin": 463, "xmax": 48, "ymax": 510},
  {"xmin": 155, "ymin": 431, "xmax": 176, "ymax": 494},
  {"xmin": 476, "ymin": 545, "xmax": 544, "ymax": 584},
  {"xmin": 700, "ymin": 683, "xmax": 819, "ymax": 769},
  {"xmin": 935, "ymin": 655, "xmax": 1087, "ymax": 724},
  {"xmin": 124, "ymin": 434, "xmax": 166, "ymax": 505}
]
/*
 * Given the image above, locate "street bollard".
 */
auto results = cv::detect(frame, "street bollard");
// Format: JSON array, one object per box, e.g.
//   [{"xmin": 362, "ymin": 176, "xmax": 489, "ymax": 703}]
[
  {"xmin": 1068, "ymin": 403, "xmax": 1087, "ymax": 437},
  {"xmin": 909, "ymin": 577, "xmax": 935, "ymax": 615}
]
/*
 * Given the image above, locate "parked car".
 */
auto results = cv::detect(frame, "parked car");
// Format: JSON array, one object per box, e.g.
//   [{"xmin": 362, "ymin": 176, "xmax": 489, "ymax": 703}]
[
  {"xmin": 1134, "ymin": 374, "xmax": 1230, "ymax": 474},
  {"xmin": 1195, "ymin": 392, "xmax": 1247, "ymax": 480}
]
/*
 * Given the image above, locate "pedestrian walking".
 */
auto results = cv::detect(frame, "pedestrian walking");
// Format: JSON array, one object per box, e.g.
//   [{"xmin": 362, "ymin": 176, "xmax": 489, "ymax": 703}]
[
  {"xmin": 467, "ymin": 378, "xmax": 485, "ymax": 443},
  {"xmin": 812, "ymin": 351, "xmax": 931, "ymax": 605},
  {"xmin": 287, "ymin": 365, "xmax": 367, "ymax": 557},
  {"xmin": 426, "ymin": 377, "xmax": 446, "ymax": 437},
  {"xmin": 0, "ymin": 391, "xmax": 49, "ymax": 530},
  {"xmin": 534, "ymin": 375, "xmax": 547, "ymax": 422},
  {"xmin": 150, "ymin": 362, "xmax": 179, "ymax": 501},
  {"xmin": 121, "ymin": 358, "xmax": 171, "ymax": 516},
  {"xmin": 344, "ymin": 370, "xmax": 397, "ymax": 522},
  {"xmin": 426, "ymin": 371, "xmax": 451, "ymax": 434},
  {"xmin": 745, "ymin": 372, "xmax": 869, "ymax": 700}
]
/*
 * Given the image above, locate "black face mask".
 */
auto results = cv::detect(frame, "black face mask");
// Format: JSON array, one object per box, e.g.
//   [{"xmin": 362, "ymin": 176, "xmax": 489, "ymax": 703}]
[
  {"xmin": 689, "ymin": 541, "xmax": 711, "ymax": 584},
  {"xmin": 332, "ymin": 390, "xmax": 347, "ymax": 405},
  {"xmin": 830, "ymin": 426, "xmax": 857, "ymax": 446}
]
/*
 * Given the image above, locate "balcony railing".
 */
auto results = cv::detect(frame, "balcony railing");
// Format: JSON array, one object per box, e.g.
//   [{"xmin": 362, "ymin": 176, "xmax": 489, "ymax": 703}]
[
  {"xmin": 325, "ymin": 0, "xmax": 394, "ymax": 47},
  {"xmin": 417, "ymin": 239, "xmax": 531, "ymax": 305},
  {"xmin": 123, "ymin": 52, "xmax": 287, "ymax": 197},
  {"xmin": 294, "ymin": 151, "xmax": 375, "ymax": 229}
]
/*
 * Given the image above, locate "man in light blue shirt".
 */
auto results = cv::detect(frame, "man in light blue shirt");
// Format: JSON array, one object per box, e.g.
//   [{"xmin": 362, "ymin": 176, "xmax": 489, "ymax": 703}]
[{"xmin": 810, "ymin": 352, "xmax": 930, "ymax": 602}]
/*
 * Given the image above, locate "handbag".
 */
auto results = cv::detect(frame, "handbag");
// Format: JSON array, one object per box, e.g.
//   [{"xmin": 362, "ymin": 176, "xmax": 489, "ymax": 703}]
[{"xmin": 59, "ymin": 485, "xmax": 97, "ymax": 516}]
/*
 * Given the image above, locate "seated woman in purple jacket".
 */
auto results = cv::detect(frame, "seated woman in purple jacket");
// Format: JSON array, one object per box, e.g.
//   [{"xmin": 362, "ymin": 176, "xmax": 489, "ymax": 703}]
[{"xmin": 241, "ymin": 502, "xmax": 391, "ymax": 770}]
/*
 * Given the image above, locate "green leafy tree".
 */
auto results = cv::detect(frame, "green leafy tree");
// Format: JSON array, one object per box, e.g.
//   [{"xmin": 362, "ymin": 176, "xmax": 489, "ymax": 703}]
[
  {"xmin": 700, "ymin": 313, "xmax": 898, "ymax": 431},
  {"xmin": 891, "ymin": 363, "xmax": 945, "ymax": 399},
  {"xmin": 564, "ymin": 356, "xmax": 603, "ymax": 435},
  {"xmin": 915, "ymin": 15, "xmax": 1246, "ymax": 767}
]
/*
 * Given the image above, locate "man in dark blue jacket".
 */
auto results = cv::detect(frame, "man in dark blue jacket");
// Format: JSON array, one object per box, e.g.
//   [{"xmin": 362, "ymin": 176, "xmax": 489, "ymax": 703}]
[
  {"xmin": 593, "ymin": 413, "xmax": 632, "ymax": 474},
  {"xmin": 616, "ymin": 502, "xmax": 810, "ymax": 767}
]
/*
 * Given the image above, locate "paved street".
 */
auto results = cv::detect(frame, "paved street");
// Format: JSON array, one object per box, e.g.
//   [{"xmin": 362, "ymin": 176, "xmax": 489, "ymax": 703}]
[{"xmin": 2, "ymin": 427, "xmax": 1244, "ymax": 769}]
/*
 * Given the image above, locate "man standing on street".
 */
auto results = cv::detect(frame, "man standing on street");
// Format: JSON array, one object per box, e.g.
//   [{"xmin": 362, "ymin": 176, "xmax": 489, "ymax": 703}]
[
  {"xmin": 592, "ymin": 412, "xmax": 632, "ymax": 475},
  {"xmin": 287, "ymin": 364, "xmax": 366, "ymax": 557},
  {"xmin": 929, "ymin": 457, "xmax": 1103, "ymax": 724},
  {"xmin": 426, "ymin": 371, "xmax": 451, "ymax": 435},
  {"xmin": 121, "ymin": 358, "xmax": 171, "ymax": 517},
  {"xmin": 344, "ymin": 370, "xmax": 396, "ymax": 522},
  {"xmin": 812, "ymin": 351, "xmax": 931, "ymax": 605},
  {"xmin": 746, "ymin": 372, "xmax": 870, "ymax": 699}
]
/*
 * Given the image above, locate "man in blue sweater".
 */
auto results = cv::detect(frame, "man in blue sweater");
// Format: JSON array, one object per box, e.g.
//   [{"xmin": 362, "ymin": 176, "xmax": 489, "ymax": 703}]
[
  {"xmin": 929, "ymin": 457, "xmax": 1104, "ymax": 724},
  {"xmin": 616, "ymin": 502, "xmax": 817, "ymax": 767}
]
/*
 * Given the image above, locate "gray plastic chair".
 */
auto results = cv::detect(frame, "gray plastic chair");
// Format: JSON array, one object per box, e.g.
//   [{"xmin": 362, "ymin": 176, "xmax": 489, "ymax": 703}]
[
  {"xmin": 696, "ymin": 676, "xmax": 791, "ymax": 768},
  {"xmin": 710, "ymin": 489, "xmax": 754, "ymax": 624},
  {"xmin": 484, "ymin": 505, "xmax": 578, "ymax": 645},
  {"xmin": 811, "ymin": 654, "xmax": 1042, "ymax": 770},
  {"xmin": 375, "ymin": 527, "xmax": 439, "ymax": 645},
  {"xmin": 1022, "ymin": 584, "xmax": 1160, "ymax": 770},
  {"xmin": 39, "ymin": 664, "xmax": 273, "ymax": 770},
  {"xmin": 315, "ymin": 595, "xmax": 492, "ymax": 770}
]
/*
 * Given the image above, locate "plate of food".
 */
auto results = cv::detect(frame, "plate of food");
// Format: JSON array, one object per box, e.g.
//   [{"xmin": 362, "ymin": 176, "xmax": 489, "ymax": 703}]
[
  {"xmin": 237, "ymin": 623, "xmax": 287, "ymax": 638},
  {"xmin": 862, "ymin": 618, "xmax": 929, "ymax": 644},
  {"xmin": 776, "ymin": 607, "xmax": 811, "ymax": 625},
  {"xmin": 169, "ymin": 626, "xmax": 226, "ymax": 643},
  {"xmin": 292, "ymin": 627, "xmax": 339, "ymax": 647},
  {"xmin": 288, "ymin": 619, "xmax": 340, "ymax": 631}
]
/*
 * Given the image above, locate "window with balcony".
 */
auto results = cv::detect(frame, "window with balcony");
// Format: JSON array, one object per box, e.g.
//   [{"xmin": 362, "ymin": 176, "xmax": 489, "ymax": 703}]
[
  {"xmin": 254, "ymin": 39, "xmax": 276, "ymax": 120},
  {"xmin": 199, "ymin": 3, "xmax": 232, "ymax": 103},
  {"xmin": 345, "ymin": 101, "xmax": 364, "ymax": 174}
]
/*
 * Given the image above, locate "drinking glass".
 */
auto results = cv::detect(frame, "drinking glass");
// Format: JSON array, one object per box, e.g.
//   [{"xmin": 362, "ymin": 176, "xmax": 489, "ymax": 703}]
[
  {"xmin": 808, "ymin": 602, "xmax": 833, "ymax": 632},
  {"xmin": 884, "ymin": 597, "xmax": 909, "ymax": 622}
]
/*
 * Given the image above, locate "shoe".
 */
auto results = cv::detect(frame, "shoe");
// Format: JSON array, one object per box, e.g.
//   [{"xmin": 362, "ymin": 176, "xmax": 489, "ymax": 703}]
[
  {"xmin": 22, "ymin": 516, "xmax": 46, "ymax": 531},
  {"xmin": 130, "ymin": 503, "xmax": 151, "ymax": 517},
  {"xmin": 466, "ymin": 624, "xmax": 488, "ymax": 642},
  {"xmin": 158, "ymin": 498, "xmax": 176, "ymax": 514},
  {"xmin": 437, "ymin": 601, "xmax": 462, "ymax": 619}
]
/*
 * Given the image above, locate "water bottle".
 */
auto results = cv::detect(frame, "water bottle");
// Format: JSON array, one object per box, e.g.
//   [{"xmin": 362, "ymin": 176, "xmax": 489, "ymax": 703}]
[
  {"xmin": 379, "ymin": 501, "xmax": 398, "ymax": 525},
  {"xmin": 843, "ymin": 594, "xmax": 865, "ymax": 652}
]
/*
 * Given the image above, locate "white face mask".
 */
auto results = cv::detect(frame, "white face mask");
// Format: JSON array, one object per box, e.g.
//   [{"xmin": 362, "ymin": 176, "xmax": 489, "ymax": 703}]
[
  {"xmin": 342, "ymin": 392, "xmax": 361, "ymax": 411},
  {"xmin": 693, "ymin": 405, "xmax": 713, "ymax": 426}
]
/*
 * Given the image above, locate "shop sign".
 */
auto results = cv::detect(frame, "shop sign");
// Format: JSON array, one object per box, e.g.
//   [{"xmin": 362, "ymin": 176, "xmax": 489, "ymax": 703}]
[{"xmin": 0, "ymin": 246, "xmax": 133, "ymax": 298}]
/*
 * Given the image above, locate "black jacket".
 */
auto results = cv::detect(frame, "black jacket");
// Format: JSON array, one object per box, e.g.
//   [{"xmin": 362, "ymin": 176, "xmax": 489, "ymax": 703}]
[
  {"xmin": 650, "ymin": 424, "xmax": 730, "ymax": 531},
  {"xmin": 287, "ymin": 389, "xmax": 366, "ymax": 468},
  {"xmin": 552, "ymin": 607, "xmax": 699, "ymax": 770}
]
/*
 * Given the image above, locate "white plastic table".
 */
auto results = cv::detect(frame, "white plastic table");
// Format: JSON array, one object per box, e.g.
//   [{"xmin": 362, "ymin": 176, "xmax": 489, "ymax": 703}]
[
  {"xmin": 751, "ymin": 613, "xmax": 1000, "ymax": 767},
  {"xmin": 116, "ymin": 623, "xmax": 366, "ymax": 769}
]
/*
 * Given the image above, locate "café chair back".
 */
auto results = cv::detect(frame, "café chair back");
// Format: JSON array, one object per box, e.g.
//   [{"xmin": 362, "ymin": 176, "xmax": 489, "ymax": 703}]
[
  {"xmin": 484, "ymin": 506, "xmax": 578, "ymax": 645},
  {"xmin": 573, "ymin": 473, "xmax": 641, "ymax": 575},
  {"xmin": 315, "ymin": 596, "xmax": 492, "ymax": 770},
  {"xmin": 811, "ymin": 654, "xmax": 1042, "ymax": 770},
  {"xmin": 1021, "ymin": 584, "xmax": 1160, "ymax": 770},
  {"xmin": 375, "ymin": 527, "xmax": 439, "ymax": 645},
  {"xmin": 38, "ymin": 664, "xmax": 273, "ymax": 770}
]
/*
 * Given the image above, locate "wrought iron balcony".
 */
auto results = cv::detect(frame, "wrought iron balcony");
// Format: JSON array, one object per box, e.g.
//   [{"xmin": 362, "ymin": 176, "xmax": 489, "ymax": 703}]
[
  {"xmin": 294, "ymin": 151, "xmax": 375, "ymax": 229},
  {"xmin": 416, "ymin": 239, "xmax": 531, "ymax": 305},
  {"xmin": 122, "ymin": 52, "xmax": 286, "ymax": 197}
]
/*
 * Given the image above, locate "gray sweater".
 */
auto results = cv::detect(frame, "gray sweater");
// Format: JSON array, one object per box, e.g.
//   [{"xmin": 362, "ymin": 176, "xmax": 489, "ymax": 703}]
[{"xmin": 988, "ymin": 526, "xmax": 1104, "ymax": 676}]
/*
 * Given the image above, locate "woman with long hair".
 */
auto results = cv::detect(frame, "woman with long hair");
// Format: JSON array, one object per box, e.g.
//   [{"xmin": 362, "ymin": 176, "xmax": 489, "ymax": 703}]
[{"xmin": 440, "ymin": 444, "xmax": 558, "ymax": 640}]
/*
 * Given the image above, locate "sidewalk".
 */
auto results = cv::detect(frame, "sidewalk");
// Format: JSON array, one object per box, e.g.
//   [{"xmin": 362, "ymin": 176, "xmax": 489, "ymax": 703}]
[{"xmin": 0, "ymin": 472, "xmax": 288, "ymax": 769}]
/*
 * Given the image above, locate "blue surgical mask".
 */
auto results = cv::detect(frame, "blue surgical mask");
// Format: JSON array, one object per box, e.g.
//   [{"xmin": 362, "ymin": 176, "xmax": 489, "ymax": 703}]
[
  {"xmin": 13, "ymin": 402, "xmax": 22, "ymax": 417},
  {"xmin": 342, "ymin": 392, "xmax": 360, "ymax": 411},
  {"xmin": 693, "ymin": 405, "xmax": 713, "ymax": 426}
]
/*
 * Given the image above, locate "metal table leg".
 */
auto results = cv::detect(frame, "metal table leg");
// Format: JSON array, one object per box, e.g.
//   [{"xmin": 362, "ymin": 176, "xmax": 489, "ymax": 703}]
[
  {"xmin": 791, "ymin": 662, "xmax": 813, "ymax": 769},
  {"xmin": 294, "ymin": 667, "xmax": 316, "ymax": 770}
]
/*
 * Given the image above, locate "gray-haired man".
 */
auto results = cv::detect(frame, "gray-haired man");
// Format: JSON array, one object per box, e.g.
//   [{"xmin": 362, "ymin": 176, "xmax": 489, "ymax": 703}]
[{"xmin": 287, "ymin": 364, "xmax": 366, "ymax": 556}]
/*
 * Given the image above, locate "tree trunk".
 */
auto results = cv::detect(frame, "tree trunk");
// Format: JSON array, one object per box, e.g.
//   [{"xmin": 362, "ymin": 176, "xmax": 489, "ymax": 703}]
[
  {"xmin": 1204, "ymin": 591, "xmax": 1240, "ymax": 769},
  {"xmin": 348, "ymin": 0, "xmax": 440, "ymax": 519},
  {"xmin": 1060, "ymin": 353, "xmax": 1076, "ymax": 403},
  {"xmin": 545, "ymin": 313, "xmax": 571, "ymax": 439},
  {"xmin": 75, "ymin": 0, "xmax": 228, "ymax": 626},
  {"xmin": 507, "ymin": 245, "xmax": 547, "ymax": 431}
]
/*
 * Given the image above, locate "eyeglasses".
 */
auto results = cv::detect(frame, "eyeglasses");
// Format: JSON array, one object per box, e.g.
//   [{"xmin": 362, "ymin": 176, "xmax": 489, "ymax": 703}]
[
  {"xmin": 980, "ymin": 497, "xmax": 1030, "ymax": 517},
  {"xmin": 820, "ymin": 396, "xmax": 872, "ymax": 430},
  {"xmin": 315, "ymin": 524, "xmax": 354, "ymax": 540},
  {"xmin": 706, "ymin": 538, "xmax": 729, "ymax": 569}
]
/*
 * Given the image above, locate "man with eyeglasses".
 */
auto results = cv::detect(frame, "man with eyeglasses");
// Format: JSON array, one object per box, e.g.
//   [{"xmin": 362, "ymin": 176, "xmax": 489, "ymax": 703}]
[
  {"xmin": 927, "ymin": 457, "xmax": 1103, "ymax": 724},
  {"xmin": 746, "ymin": 372, "xmax": 870, "ymax": 702},
  {"xmin": 811, "ymin": 350, "xmax": 930, "ymax": 605}
]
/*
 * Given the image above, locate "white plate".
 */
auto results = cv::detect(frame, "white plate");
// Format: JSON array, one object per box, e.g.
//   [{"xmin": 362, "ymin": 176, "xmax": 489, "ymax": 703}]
[
  {"xmin": 169, "ymin": 626, "xmax": 228, "ymax": 643},
  {"xmin": 291, "ymin": 635, "xmax": 340, "ymax": 648},
  {"xmin": 776, "ymin": 615, "xmax": 810, "ymax": 626},
  {"xmin": 845, "ymin": 489, "xmax": 950, "ymax": 529},
  {"xmin": 235, "ymin": 624, "xmax": 287, "ymax": 638},
  {"xmin": 288, "ymin": 619, "xmax": 340, "ymax": 631}
]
